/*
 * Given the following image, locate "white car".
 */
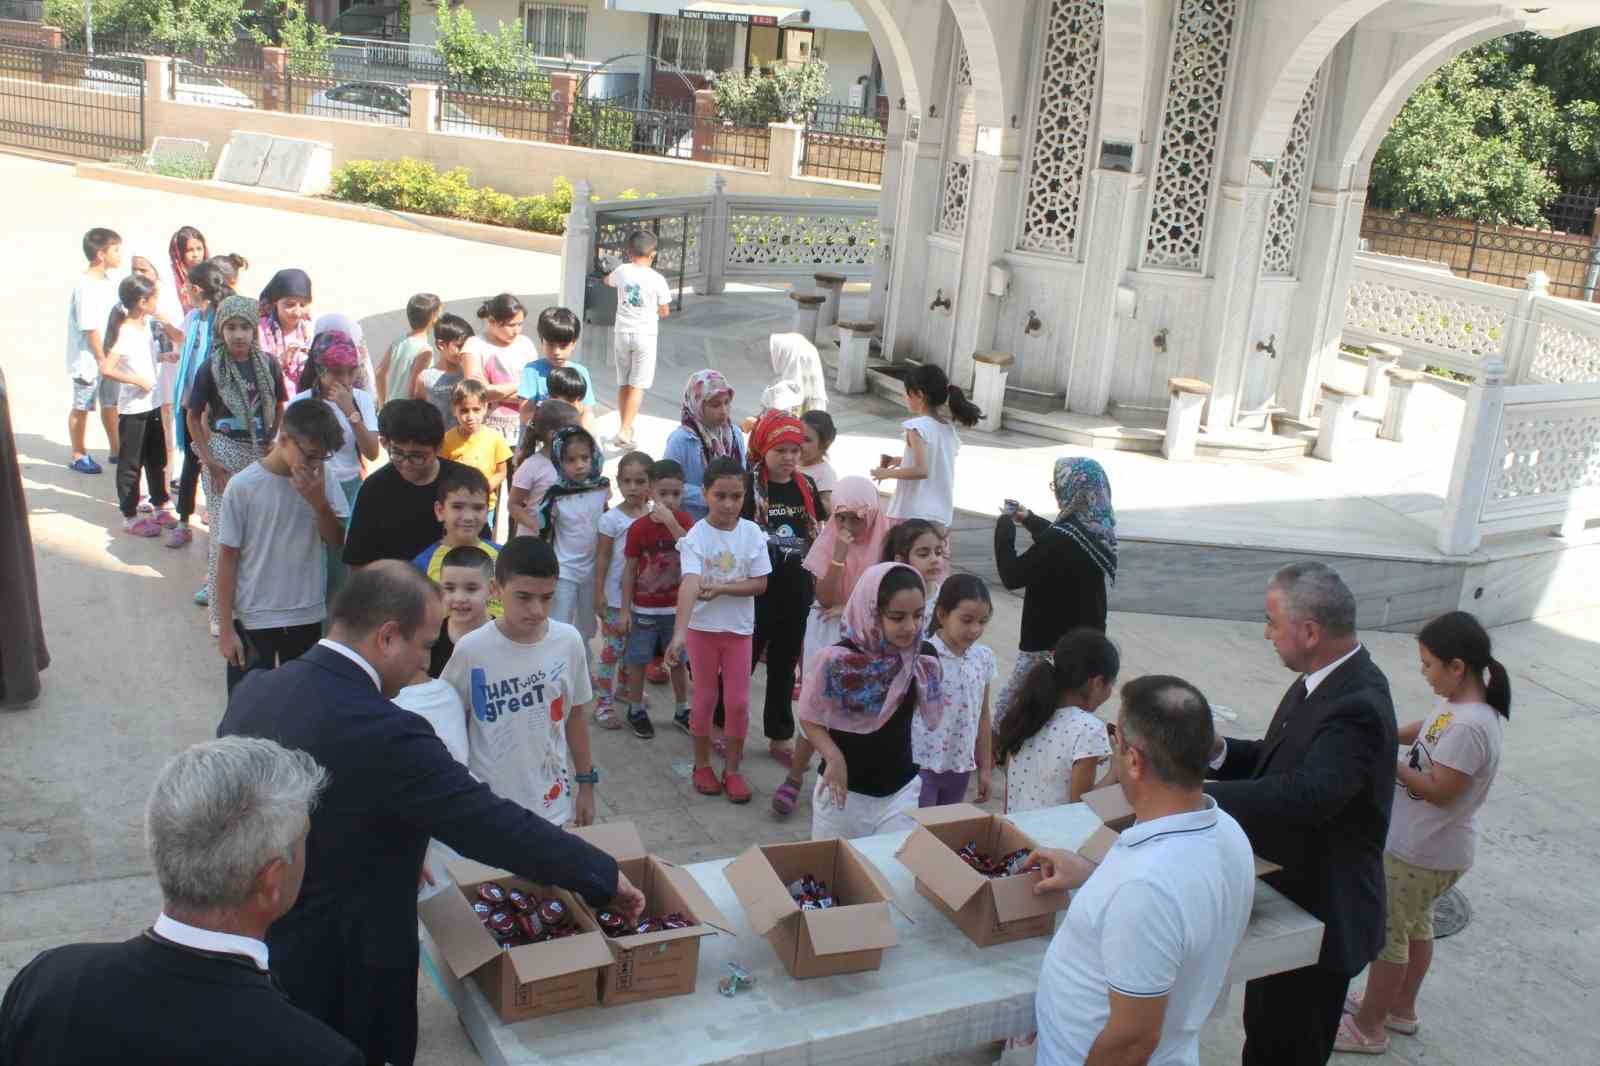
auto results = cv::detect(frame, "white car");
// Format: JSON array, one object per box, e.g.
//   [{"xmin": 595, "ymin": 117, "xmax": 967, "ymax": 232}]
[
  {"xmin": 76, "ymin": 64, "xmax": 257, "ymax": 108},
  {"xmin": 305, "ymin": 80, "xmax": 498, "ymax": 137}
]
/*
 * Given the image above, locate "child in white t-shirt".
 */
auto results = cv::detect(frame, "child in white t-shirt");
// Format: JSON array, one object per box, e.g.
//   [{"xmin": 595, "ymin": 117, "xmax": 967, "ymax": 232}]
[
  {"xmin": 604, "ymin": 230, "xmax": 673, "ymax": 449},
  {"xmin": 541, "ymin": 426, "xmax": 609, "ymax": 644},
  {"xmin": 999, "ymin": 628, "xmax": 1121, "ymax": 812},
  {"xmin": 441, "ymin": 537, "xmax": 597, "ymax": 828},
  {"xmin": 101, "ymin": 275, "xmax": 175, "ymax": 535},
  {"xmin": 915, "ymin": 575, "xmax": 998, "ymax": 807},
  {"xmin": 394, "ymin": 668, "xmax": 470, "ymax": 899},
  {"xmin": 666, "ymin": 457, "xmax": 772, "ymax": 805},
  {"xmin": 799, "ymin": 410, "xmax": 838, "ymax": 512},
  {"xmin": 872, "ymin": 363, "xmax": 984, "ymax": 540},
  {"xmin": 592, "ymin": 451, "xmax": 651, "ymax": 733}
]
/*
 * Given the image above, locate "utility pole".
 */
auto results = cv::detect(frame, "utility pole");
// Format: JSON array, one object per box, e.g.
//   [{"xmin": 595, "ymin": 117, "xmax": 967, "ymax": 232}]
[{"xmin": 83, "ymin": 0, "xmax": 93, "ymax": 53}]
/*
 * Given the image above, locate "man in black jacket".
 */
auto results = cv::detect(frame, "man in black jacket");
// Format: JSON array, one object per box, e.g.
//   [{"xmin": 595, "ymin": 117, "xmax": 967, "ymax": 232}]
[
  {"xmin": 1206, "ymin": 561, "xmax": 1398, "ymax": 1066},
  {"xmin": 218, "ymin": 561, "xmax": 643, "ymax": 1066},
  {"xmin": 0, "ymin": 737, "xmax": 361, "ymax": 1065}
]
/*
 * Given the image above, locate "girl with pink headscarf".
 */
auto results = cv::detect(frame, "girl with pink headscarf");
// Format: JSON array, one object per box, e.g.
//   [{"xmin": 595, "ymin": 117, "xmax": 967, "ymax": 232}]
[
  {"xmin": 771, "ymin": 475, "xmax": 896, "ymax": 818},
  {"xmin": 798, "ymin": 562, "xmax": 942, "ymax": 840}
]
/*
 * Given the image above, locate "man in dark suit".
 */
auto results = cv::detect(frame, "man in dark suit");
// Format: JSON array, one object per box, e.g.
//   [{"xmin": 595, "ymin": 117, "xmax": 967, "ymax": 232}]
[
  {"xmin": 0, "ymin": 737, "xmax": 361, "ymax": 1065},
  {"xmin": 1206, "ymin": 561, "xmax": 1398, "ymax": 1066},
  {"xmin": 218, "ymin": 561, "xmax": 644, "ymax": 1066}
]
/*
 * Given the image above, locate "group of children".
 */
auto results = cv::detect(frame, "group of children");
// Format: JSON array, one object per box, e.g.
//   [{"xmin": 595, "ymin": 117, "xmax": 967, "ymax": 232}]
[{"xmin": 65, "ymin": 219, "xmax": 1131, "ymax": 837}]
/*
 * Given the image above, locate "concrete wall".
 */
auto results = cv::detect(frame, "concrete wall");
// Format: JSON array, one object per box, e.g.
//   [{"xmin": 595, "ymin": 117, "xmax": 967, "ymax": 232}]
[
  {"xmin": 140, "ymin": 59, "xmax": 878, "ymax": 202},
  {"xmin": 814, "ymin": 28, "xmax": 877, "ymax": 104}
]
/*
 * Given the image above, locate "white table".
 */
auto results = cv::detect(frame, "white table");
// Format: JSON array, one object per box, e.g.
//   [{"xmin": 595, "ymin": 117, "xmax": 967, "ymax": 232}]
[{"xmin": 420, "ymin": 804, "xmax": 1325, "ymax": 1066}]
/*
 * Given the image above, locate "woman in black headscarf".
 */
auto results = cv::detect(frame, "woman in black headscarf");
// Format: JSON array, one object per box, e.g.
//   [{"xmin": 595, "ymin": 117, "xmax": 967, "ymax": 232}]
[{"xmin": 0, "ymin": 366, "xmax": 48, "ymax": 705}]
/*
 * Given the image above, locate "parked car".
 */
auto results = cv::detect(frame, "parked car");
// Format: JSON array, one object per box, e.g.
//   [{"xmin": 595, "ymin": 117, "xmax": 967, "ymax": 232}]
[
  {"xmin": 76, "ymin": 64, "xmax": 256, "ymax": 109},
  {"xmin": 304, "ymin": 80, "xmax": 495, "ymax": 137}
]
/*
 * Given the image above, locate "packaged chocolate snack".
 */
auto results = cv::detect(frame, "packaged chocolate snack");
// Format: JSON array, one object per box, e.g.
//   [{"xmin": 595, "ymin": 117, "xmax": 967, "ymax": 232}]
[{"xmin": 477, "ymin": 882, "xmax": 508, "ymax": 906}]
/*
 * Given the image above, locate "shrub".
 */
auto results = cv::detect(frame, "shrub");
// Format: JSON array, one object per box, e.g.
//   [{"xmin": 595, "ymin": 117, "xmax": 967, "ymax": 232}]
[
  {"xmin": 569, "ymin": 101, "xmax": 635, "ymax": 152},
  {"xmin": 711, "ymin": 60, "xmax": 830, "ymax": 125},
  {"xmin": 328, "ymin": 160, "xmax": 582, "ymax": 235}
]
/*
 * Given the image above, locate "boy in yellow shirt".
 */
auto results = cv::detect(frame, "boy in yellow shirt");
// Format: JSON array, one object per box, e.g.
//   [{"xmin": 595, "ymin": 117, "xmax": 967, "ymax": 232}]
[{"xmin": 441, "ymin": 378, "xmax": 513, "ymax": 534}]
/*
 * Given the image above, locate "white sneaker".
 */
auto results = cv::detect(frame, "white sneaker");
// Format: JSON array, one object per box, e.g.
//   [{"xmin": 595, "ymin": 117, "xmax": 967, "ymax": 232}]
[{"xmin": 209, "ymin": 619, "xmax": 220, "ymax": 638}]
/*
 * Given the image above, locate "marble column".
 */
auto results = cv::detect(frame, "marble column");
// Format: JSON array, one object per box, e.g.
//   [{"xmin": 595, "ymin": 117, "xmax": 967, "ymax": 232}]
[
  {"xmin": 1201, "ymin": 166, "xmax": 1277, "ymax": 430},
  {"xmin": 947, "ymin": 132, "xmax": 1024, "ymax": 391},
  {"xmin": 1068, "ymin": 163, "xmax": 1146, "ymax": 415},
  {"xmin": 1279, "ymin": 181, "xmax": 1366, "ymax": 421}
]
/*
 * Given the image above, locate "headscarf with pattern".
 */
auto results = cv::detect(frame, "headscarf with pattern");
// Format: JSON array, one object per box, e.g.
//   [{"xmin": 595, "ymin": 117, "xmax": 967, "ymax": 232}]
[
  {"xmin": 258, "ymin": 269, "xmax": 314, "ymax": 386},
  {"xmin": 212, "ymin": 294, "xmax": 282, "ymax": 451},
  {"xmin": 1049, "ymin": 457, "xmax": 1117, "ymax": 583},
  {"xmin": 538, "ymin": 426, "xmax": 608, "ymax": 541},
  {"xmin": 798, "ymin": 562, "xmax": 942, "ymax": 735},
  {"xmin": 167, "ymin": 227, "xmax": 207, "ymax": 315},
  {"xmin": 679, "ymin": 369, "xmax": 740, "ymax": 464},
  {"xmin": 746, "ymin": 410, "xmax": 818, "ymax": 533}
]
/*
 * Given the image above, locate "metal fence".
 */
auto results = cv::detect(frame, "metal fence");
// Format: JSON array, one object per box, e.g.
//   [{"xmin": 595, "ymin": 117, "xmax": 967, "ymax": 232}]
[
  {"xmin": 801, "ymin": 100, "xmax": 884, "ymax": 185},
  {"xmin": 0, "ymin": 43, "xmax": 144, "ymax": 159},
  {"xmin": 1360, "ymin": 211, "xmax": 1600, "ymax": 303},
  {"xmin": 1548, "ymin": 185, "xmax": 1600, "ymax": 237}
]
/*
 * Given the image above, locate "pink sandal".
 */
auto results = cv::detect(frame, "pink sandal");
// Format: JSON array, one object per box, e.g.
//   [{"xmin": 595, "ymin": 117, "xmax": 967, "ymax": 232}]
[
  {"xmin": 1333, "ymin": 1014, "xmax": 1388, "ymax": 1055},
  {"xmin": 1344, "ymin": 991, "xmax": 1419, "ymax": 1034},
  {"xmin": 771, "ymin": 777, "xmax": 802, "ymax": 817}
]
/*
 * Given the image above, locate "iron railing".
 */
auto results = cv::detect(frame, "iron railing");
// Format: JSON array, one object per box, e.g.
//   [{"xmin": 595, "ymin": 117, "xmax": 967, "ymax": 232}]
[
  {"xmin": 0, "ymin": 42, "xmax": 143, "ymax": 158},
  {"xmin": 1360, "ymin": 211, "xmax": 1600, "ymax": 303},
  {"xmin": 170, "ymin": 57, "xmax": 271, "ymax": 110},
  {"xmin": 1548, "ymin": 185, "xmax": 1600, "ymax": 237},
  {"xmin": 801, "ymin": 100, "xmax": 884, "ymax": 185}
]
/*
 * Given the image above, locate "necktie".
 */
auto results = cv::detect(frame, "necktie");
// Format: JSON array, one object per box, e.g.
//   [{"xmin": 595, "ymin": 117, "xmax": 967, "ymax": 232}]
[{"xmin": 1260, "ymin": 677, "xmax": 1307, "ymax": 752}]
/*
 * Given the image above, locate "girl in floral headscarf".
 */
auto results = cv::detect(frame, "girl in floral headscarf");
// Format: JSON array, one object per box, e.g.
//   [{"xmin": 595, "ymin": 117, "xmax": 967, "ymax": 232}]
[
  {"xmin": 664, "ymin": 369, "xmax": 745, "ymax": 522},
  {"xmin": 799, "ymin": 562, "xmax": 942, "ymax": 839},
  {"xmin": 741, "ymin": 410, "xmax": 826, "ymax": 772},
  {"xmin": 992, "ymin": 457, "xmax": 1117, "ymax": 730},
  {"xmin": 188, "ymin": 294, "xmax": 288, "ymax": 636},
  {"xmin": 771, "ymin": 474, "xmax": 898, "ymax": 818},
  {"xmin": 257, "ymin": 268, "xmax": 314, "ymax": 387}
]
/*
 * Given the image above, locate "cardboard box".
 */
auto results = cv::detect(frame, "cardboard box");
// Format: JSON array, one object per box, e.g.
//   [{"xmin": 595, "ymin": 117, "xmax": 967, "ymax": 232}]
[
  {"xmin": 417, "ymin": 858, "xmax": 613, "ymax": 1023},
  {"xmin": 1076, "ymin": 810, "xmax": 1284, "ymax": 878},
  {"xmin": 895, "ymin": 804, "xmax": 1070, "ymax": 947},
  {"xmin": 1082, "ymin": 784, "xmax": 1137, "ymax": 831},
  {"xmin": 723, "ymin": 838, "xmax": 899, "ymax": 978},
  {"xmin": 568, "ymin": 822, "xmax": 729, "ymax": 1006}
]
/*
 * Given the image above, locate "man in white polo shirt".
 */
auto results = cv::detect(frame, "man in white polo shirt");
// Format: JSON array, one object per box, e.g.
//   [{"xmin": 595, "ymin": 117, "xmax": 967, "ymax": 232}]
[{"xmin": 1027, "ymin": 675, "xmax": 1256, "ymax": 1066}]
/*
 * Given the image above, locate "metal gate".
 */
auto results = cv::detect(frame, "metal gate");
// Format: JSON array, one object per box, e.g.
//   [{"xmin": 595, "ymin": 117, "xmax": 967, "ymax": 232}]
[{"xmin": 0, "ymin": 43, "xmax": 145, "ymax": 159}]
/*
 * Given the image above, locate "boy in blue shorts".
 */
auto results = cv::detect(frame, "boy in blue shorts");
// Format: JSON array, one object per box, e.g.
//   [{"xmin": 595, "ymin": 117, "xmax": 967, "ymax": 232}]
[
  {"xmin": 65, "ymin": 227, "xmax": 124, "ymax": 473},
  {"xmin": 618, "ymin": 458, "xmax": 692, "ymax": 737}
]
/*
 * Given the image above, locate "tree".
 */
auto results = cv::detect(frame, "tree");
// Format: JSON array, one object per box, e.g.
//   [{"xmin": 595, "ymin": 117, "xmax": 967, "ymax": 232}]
[
  {"xmin": 433, "ymin": 5, "xmax": 544, "ymax": 96},
  {"xmin": 251, "ymin": 0, "xmax": 334, "ymax": 75},
  {"xmin": 1504, "ymin": 29, "xmax": 1600, "ymax": 186},
  {"xmin": 1368, "ymin": 44, "xmax": 1598, "ymax": 225},
  {"xmin": 145, "ymin": 0, "xmax": 250, "ymax": 59}
]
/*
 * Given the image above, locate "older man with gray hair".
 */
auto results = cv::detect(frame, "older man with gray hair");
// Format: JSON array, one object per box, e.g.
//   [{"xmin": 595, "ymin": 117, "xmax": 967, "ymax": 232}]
[
  {"xmin": 0, "ymin": 737, "xmax": 361, "ymax": 1065},
  {"xmin": 1205, "ymin": 561, "xmax": 1398, "ymax": 1066}
]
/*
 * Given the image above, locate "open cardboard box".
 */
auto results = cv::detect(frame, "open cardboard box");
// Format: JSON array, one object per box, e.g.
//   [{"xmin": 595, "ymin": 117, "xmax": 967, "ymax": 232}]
[
  {"xmin": 1078, "ymin": 788, "xmax": 1284, "ymax": 876},
  {"xmin": 896, "ymin": 804, "xmax": 1070, "ymax": 947},
  {"xmin": 723, "ymin": 838, "xmax": 899, "ymax": 978},
  {"xmin": 417, "ymin": 858, "xmax": 613, "ymax": 1023},
  {"xmin": 568, "ymin": 822, "xmax": 730, "ymax": 1006}
]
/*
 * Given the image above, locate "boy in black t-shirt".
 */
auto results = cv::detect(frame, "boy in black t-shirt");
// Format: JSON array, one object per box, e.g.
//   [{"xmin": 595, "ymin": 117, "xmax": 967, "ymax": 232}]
[
  {"xmin": 342, "ymin": 399, "xmax": 476, "ymax": 567},
  {"xmin": 741, "ymin": 412, "xmax": 826, "ymax": 763}
]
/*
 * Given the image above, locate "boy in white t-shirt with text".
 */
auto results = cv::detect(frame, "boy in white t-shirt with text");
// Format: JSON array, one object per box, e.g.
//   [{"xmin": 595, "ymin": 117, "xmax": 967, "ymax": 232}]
[
  {"xmin": 604, "ymin": 230, "xmax": 672, "ymax": 450},
  {"xmin": 440, "ymin": 536, "xmax": 598, "ymax": 828}
]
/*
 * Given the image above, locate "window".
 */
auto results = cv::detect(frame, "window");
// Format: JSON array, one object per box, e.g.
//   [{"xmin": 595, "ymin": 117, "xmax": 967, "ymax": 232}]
[
  {"xmin": 656, "ymin": 15, "xmax": 736, "ymax": 74},
  {"xmin": 524, "ymin": 3, "xmax": 587, "ymax": 58}
]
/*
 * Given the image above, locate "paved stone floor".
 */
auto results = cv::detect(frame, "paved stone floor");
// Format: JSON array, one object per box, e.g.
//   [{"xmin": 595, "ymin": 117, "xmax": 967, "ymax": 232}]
[{"xmin": 2, "ymin": 154, "xmax": 1597, "ymax": 1064}]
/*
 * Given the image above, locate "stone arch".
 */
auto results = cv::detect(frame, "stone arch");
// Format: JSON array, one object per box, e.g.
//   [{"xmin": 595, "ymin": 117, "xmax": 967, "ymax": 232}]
[
  {"xmin": 1339, "ymin": 13, "xmax": 1527, "ymax": 175},
  {"xmin": 846, "ymin": 0, "xmax": 929, "ymax": 119},
  {"xmin": 941, "ymin": 0, "xmax": 1008, "ymax": 131},
  {"xmin": 1095, "ymin": 0, "xmax": 1154, "ymax": 144},
  {"xmin": 1246, "ymin": 0, "xmax": 1393, "ymax": 162}
]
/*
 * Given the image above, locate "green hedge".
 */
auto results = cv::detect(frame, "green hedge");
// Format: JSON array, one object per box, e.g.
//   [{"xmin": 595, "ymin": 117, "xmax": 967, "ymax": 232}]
[{"xmin": 328, "ymin": 159, "xmax": 574, "ymax": 233}]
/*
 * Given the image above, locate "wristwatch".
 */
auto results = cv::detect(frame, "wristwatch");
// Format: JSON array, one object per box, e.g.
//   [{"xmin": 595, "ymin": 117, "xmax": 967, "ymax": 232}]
[{"xmin": 575, "ymin": 769, "xmax": 600, "ymax": 785}]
